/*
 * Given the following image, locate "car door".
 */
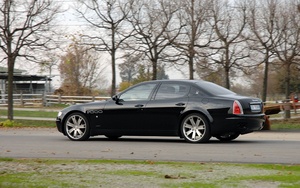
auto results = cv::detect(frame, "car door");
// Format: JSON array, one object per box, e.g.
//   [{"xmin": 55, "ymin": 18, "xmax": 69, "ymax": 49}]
[
  {"xmin": 142, "ymin": 82, "xmax": 190, "ymax": 135},
  {"xmin": 99, "ymin": 83, "xmax": 157, "ymax": 133}
]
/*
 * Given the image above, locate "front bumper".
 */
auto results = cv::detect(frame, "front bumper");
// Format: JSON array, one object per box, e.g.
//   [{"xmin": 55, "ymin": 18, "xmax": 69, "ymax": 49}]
[{"xmin": 56, "ymin": 117, "xmax": 63, "ymax": 133}]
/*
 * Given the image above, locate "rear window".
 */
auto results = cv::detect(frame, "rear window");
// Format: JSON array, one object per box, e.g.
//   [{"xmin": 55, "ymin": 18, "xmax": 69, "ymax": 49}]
[{"xmin": 195, "ymin": 81, "xmax": 236, "ymax": 96}]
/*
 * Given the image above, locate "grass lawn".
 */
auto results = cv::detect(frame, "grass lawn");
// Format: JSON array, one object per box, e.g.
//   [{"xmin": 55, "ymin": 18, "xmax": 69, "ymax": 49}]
[
  {"xmin": 0, "ymin": 109, "xmax": 58, "ymax": 118},
  {"xmin": 0, "ymin": 158, "xmax": 299, "ymax": 188},
  {"xmin": 0, "ymin": 108, "xmax": 58, "ymax": 127},
  {"xmin": 0, "ymin": 118, "xmax": 55, "ymax": 127},
  {"xmin": 260, "ymin": 109, "xmax": 300, "ymax": 130},
  {"xmin": 269, "ymin": 115, "xmax": 300, "ymax": 130}
]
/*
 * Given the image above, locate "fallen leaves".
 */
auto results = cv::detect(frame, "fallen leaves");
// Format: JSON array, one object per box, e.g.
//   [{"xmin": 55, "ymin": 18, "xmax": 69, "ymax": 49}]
[{"xmin": 164, "ymin": 174, "xmax": 188, "ymax": 179}]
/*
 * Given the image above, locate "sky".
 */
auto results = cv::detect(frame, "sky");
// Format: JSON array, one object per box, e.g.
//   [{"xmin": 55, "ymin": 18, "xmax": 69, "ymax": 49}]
[{"xmin": 10, "ymin": 0, "xmax": 187, "ymax": 91}]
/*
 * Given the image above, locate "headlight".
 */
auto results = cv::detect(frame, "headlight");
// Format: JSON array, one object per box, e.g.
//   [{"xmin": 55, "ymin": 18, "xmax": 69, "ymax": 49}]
[{"xmin": 57, "ymin": 111, "xmax": 63, "ymax": 117}]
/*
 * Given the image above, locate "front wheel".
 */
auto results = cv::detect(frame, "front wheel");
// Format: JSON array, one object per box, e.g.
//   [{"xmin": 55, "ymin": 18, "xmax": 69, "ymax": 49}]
[
  {"xmin": 64, "ymin": 112, "xmax": 90, "ymax": 141},
  {"xmin": 181, "ymin": 113, "xmax": 211, "ymax": 143}
]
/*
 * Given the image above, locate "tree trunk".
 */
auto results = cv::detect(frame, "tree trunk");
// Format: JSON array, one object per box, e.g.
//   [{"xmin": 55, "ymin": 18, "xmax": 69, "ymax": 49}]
[
  {"xmin": 225, "ymin": 67, "xmax": 230, "ymax": 89},
  {"xmin": 189, "ymin": 55, "xmax": 194, "ymax": 80},
  {"xmin": 111, "ymin": 49, "xmax": 116, "ymax": 96},
  {"xmin": 225, "ymin": 46, "xmax": 230, "ymax": 89},
  {"xmin": 189, "ymin": 0, "xmax": 195, "ymax": 80},
  {"xmin": 111, "ymin": 26, "xmax": 116, "ymax": 96},
  {"xmin": 152, "ymin": 59, "xmax": 157, "ymax": 80},
  {"xmin": 7, "ymin": 57, "xmax": 15, "ymax": 120},
  {"xmin": 285, "ymin": 63, "xmax": 291, "ymax": 99},
  {"xmin": 262, "ymin": 59, "xmax": 269, "ymax": 102}
]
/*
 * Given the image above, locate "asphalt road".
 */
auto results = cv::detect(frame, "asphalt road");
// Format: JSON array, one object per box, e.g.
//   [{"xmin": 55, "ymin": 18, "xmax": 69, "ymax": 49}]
[{"xmin": 1, "ymin": 128, "xmax": 300, "ymax": 164}]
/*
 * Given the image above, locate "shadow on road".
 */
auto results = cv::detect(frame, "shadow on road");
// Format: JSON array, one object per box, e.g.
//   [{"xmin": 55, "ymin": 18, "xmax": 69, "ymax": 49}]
[{"xmin": 84, "ymin": 136, "xmax": 266, "ymax": 144}]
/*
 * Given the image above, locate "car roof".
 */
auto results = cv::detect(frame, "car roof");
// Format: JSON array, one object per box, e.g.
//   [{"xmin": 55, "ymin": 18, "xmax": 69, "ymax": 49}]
[{"xmin": 143, "ymin": 79, "xmax": 205, "ymax": 84}]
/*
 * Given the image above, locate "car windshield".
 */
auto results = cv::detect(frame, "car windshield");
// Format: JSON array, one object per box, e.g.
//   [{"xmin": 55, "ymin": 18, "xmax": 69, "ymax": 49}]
[{"xmin": 196, "ymin": 81, "xmax": 236, "ymax": 96}]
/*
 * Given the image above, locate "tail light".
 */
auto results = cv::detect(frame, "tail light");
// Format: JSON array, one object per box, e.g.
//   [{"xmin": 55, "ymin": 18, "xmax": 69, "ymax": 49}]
[{"xmin": 233, "ymin": 100, "xmax": 244, "ymax": 115}]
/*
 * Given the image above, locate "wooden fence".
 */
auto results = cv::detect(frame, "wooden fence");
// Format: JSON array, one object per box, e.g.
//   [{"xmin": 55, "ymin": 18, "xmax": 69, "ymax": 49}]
[
  {"xmin": 0, "ymin": 93, "xmax": 110, "ymax": 107},
  {"xmin": 46, "ymin": 95, "xmax": 110, "ymax": 105}
]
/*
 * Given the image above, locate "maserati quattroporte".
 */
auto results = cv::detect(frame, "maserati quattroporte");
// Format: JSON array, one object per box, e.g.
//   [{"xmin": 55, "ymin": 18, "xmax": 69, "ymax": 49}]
[{"xmin": 56, "ymin": 80, "xmax": 265, "ymax": 143}]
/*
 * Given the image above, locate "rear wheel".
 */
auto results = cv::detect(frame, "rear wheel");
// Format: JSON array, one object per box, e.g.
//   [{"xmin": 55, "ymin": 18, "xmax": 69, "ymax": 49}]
[
  {"xmin": 215, "ymin": 133, "xmax": 240, "ymax": 142},
  {"xmin": 181, "ymin": 113, "xmax": 211, "ymax": 143},
  {"xmin": 64, "ymin": 112, "xmax": 90, "ymax": 141}
]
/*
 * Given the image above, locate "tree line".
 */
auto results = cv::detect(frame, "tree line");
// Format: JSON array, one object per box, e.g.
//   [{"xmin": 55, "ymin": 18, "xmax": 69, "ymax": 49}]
[
  {"xmin": 71, "ymin": 0, "xmax": 300, "ymax": 100},
  {"xmin": 1, "ymin": 0, "xmax": 300, "ymax": 120}
]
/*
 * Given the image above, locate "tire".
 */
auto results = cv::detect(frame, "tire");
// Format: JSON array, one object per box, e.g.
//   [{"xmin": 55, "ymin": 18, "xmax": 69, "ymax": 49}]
[
  {"xmin": 215, "ymin": 133, "xmax": 240, "ymax": 142},
  {"xmin": 181, "ymin": 113, "xmax": 211, "ymax": 143},
  {"xmin": 64, "ymin": 112, "xmax": 90, "ymax": 141}
]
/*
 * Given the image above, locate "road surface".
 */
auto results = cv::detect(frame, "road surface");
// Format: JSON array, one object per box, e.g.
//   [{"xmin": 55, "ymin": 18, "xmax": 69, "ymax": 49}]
[{"xmin": 0, "ymin": 128, "xmax": 299, "ymax": 164}]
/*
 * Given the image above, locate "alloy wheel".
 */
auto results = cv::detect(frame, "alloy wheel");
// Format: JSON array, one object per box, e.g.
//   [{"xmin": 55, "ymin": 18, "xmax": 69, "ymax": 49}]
[
  {"xmin": 181, "ymin": 113, "xmax": 211, "ymax": 143},
  {"xmin": 65, "ymin": 113, "xmax": 90, "ymax": 141}
]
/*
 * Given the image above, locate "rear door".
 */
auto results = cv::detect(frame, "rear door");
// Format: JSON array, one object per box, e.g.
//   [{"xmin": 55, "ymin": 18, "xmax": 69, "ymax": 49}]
[{"xmin": 142, "ymin": 82, "xmax": 190, "ymax": 135}]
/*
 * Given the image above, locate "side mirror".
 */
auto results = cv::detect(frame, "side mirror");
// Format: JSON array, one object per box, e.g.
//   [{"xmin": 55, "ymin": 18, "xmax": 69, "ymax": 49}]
[
  {"xmin": 112, "ymin": 95, "xmax": 119, "ymax": 101},
  {"xmin": 112, "ymin": 95, "xmax": 123, "ymax": 105}
]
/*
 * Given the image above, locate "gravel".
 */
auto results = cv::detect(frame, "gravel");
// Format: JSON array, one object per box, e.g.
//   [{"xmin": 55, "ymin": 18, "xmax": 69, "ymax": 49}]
[{"xmin": 0, "ymin": 159, "xmax": 284, "ymax": 188}]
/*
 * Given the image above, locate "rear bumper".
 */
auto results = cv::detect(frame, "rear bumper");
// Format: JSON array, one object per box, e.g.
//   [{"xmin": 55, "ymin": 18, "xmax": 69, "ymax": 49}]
[{"xmin": 211, "ymin": 114, "xmax": 265, "ymax": 135}]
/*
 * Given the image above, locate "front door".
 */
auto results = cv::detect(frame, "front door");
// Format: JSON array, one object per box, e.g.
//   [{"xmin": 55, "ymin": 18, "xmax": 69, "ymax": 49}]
[{"xmin": 99, "ymin": 83, "xmax": 157, "ymax": 133}]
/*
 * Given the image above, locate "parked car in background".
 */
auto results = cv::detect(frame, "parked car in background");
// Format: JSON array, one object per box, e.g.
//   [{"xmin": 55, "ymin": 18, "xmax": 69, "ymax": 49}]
[{"xmin": 56, "ymin": 80, "xmax": 265, "ymax": 143}]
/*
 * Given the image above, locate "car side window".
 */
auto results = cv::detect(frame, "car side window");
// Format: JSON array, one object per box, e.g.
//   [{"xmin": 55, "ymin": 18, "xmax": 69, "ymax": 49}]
[
  {"xmin": 155, "ymin": 83, "xmax": 190, "ymax": 99},
  {"xmin": 119, "ymin": 83, "xmax": 156, "ymax": 101},
  {"xmin": 189, "ymin": 86, "xmax": 207, "ymax": 97}
]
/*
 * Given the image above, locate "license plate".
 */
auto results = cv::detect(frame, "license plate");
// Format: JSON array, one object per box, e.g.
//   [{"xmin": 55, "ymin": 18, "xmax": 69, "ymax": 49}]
[{"xmin": 250, "ymin": 104, "xmax": 261, "ymax": 111}]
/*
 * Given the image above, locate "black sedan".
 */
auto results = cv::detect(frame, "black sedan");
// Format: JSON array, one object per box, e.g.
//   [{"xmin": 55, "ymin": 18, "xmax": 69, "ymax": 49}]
[{"xmin": 56, "ymin": 80, "xmax": 265, "ymax": 143}]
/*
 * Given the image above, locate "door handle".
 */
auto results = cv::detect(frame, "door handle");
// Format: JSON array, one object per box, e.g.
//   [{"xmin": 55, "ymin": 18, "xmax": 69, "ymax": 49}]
[
  {"xmin": 175, "ymin": 103, "xmax": 185, "ymax": 106},
  {"xmin": 135, "ymin": 104, "xmax": 144, "ymax": 108}
]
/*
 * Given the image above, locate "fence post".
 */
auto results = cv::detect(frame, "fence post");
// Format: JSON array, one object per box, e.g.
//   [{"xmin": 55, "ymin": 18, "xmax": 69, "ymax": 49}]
[
  {"xmin": 42, "ymin": 92, "xmax": 47, "ymax": 107},
  {"xmin": 283, "ymin": 103, "xmax": 291, "ymax": 119},
  {"xmin": 20, "ymin": 92, "xmax": 24, "ymax": 107},
  {"xmin": 58, "ymin": 94, "xmax": 62, "ymax": 104}
]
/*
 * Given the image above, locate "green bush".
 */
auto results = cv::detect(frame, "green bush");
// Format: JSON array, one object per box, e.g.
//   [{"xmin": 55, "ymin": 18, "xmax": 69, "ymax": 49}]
[{"xmin": 0, "ymin": 120, "xmax": 22, "ymax": 127}]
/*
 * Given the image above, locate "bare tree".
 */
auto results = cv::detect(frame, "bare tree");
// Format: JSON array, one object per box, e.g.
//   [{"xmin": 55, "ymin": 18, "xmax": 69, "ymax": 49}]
[
  {"xmin": 171, "ymin": 0, "xmax": 212, "ymax": 80},
  {"xmin": 75, "ymin": 0, "xmax": 134, "ymax": 96},
  {"xmin": 127, "ymin": 0, "xmax": 181, "ymax": 80},
  {"xmin": 273, "ymin": 0, "xmax": 300, "ymax": 99},
  {"xmin": 247, "ymin": 0, "xmax": 280, "ymax": 102},
  {"xmin": 208, "ymin": 0, "xmax": 249, "ymax": 89},
  {"xmin": 0, "ymin": 0, "xmax": 60, "ymax": 120}
]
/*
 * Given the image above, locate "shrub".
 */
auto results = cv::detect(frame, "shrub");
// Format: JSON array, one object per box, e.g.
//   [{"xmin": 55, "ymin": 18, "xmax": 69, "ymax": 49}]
[{"xmin": 0, "ymin": 120, "xmax": 22, "ymax": 127}]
